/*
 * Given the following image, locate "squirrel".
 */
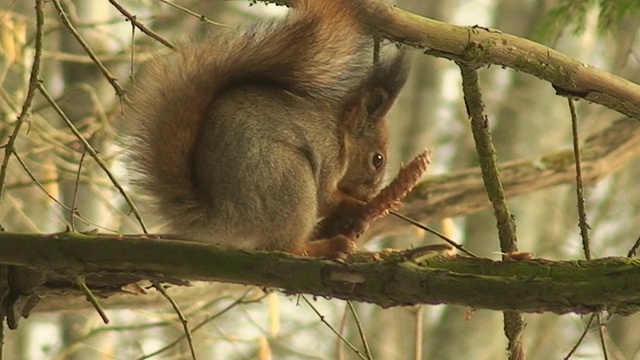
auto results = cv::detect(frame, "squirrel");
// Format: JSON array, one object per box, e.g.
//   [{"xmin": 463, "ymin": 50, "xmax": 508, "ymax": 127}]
[{"xmin": 123, "ymin": 0, "xmax": 409, "ymax": 257}]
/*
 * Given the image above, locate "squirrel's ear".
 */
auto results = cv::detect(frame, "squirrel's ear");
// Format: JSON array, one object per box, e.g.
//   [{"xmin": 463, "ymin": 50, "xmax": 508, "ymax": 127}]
[
  {"xmin": 343, "ymin": 53, "xmax": 410, "ymax": 131},
  {"xmin": 363, "ymin": 53, "xmax": 410, "ymax": 119}
]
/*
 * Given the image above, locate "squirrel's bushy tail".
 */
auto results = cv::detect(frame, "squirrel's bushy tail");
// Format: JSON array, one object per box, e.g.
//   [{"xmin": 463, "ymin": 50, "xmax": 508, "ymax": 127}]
[{"xmin": 124, "ymin": 0, "xmax": 374, "ymax": 228}]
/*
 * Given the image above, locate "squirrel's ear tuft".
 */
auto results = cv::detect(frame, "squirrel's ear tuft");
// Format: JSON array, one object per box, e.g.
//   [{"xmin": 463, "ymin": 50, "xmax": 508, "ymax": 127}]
[
  {"xmin": 343, "ymin": 53, "xmax": 410, "ymax": 132},
  {"xmin": 364, "ymin": 53, "xmax": 410, "ymax": 119}
]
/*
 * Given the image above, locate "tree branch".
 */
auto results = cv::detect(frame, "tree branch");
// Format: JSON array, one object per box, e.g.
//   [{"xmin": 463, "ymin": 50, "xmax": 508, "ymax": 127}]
[
  {"xmin": 2, "ymin": 232, "xmax": 640, "ymax": 315},
  {"xmin": 355, "ymin": 1, "xmax": 640, "ymax": 120},
  {"xmin": 275, "ymin": 0, "xmax": 640, "ymax": 119}
]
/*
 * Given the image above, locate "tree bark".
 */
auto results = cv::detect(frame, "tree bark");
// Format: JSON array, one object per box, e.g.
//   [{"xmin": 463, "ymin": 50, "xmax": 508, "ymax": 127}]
[{"xmin": 1, "ymin": 232, "xmax": 640, "ymax": 315}]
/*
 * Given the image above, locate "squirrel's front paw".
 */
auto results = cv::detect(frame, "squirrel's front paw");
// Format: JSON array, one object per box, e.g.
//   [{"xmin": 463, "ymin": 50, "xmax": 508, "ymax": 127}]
[
  {"xmin": 334, "ymin": 213, "xmax": 369, "ymax": 239},
  {"xmin": 314, "ymin": 203, "xmax": 369, "ymax": 240}
]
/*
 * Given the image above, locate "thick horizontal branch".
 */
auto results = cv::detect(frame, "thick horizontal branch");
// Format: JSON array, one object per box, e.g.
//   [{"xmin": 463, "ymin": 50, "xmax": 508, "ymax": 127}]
[
  {"xmin": 1, "ymin": 232, "xmax": 640, "ymax": 315},
  {"xmin": 356, "ymin": 1, "xmax": 640, "ymax": 120},
  {"xmin": 276, "ymin": 0, "xmax": 640, "ymax": 119},
  {"xmin": 368, "ymin": 117, "xmax": 640, "ymax": 237}
]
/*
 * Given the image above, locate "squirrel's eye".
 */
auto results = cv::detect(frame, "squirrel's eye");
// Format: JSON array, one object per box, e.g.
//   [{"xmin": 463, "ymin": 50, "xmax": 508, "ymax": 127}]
[{"xmin": 371, "ymin": 153, "xmax": 384, "ymax": 169}]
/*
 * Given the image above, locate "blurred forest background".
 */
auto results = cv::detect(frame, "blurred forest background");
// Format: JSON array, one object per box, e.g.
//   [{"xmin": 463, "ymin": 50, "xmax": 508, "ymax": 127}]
[{"xmin": 1, "ymin": 0, "xmax": 640, "ymax": 359}]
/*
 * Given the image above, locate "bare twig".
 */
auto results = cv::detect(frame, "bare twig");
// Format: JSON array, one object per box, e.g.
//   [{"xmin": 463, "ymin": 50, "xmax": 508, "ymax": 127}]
[
  {"xmin": 564, "ymin": 314, "xmax": 595, "ymax": 359},
  {"xmin": 50, "ymin": 0, "xmax": 125, "ymax": 97},
  {"xmin": 346, "ymin": 301, "xmax": 373, "ymax": 360},
  {"xmin": 156, "ymin": 0, "xmax": 228, "ymax": 26},
  {"xmin": 55, "ymin": 292, "xmax": 250, "ymax": 357},
  {"xmin": 568, "ymin": 98, "xmax": 591, "ymax": 260},
  {"xmin": 136, "ymin": 290, "xmax": 266, "ymax": 360},
  {"xmin": 76, "ymin": 276, "xmax": 109, "ymax": 324},
  {"xmin": 152, "ymin": 282, "xmax": 197, "ymax": 360},
  {"xmin": 41, "ymin": 50, "xmax": 154, "ymax": 63},
  {"xmin": 36, "ymin": 83, "xmax": 148, "ymax": 233},
  {"xmin": 301, "ymin": 296, "xmax": 367, "ymax": 360},
  {"xmin": 0, "ymin": 0, "xmax": 44, "ymax": 205},
  {"xmin": 13, "ymin": 152, "xmax": 72, "ymax": 213},
  {"xmin": 627, "ymin": 233, "xmax": 640, "ymax": 257},
  {"xmin": 13, "ymin": 151, "xmax": 119, "ymax": 232},
  {"xmin": 390, "ymin": 211, "xmax": 478, "ymax": 257},
  {"xmin": 107, "ymin": 0, "xmax": 174, "ymax": 49},
  {"xmin": 70, "ymin": 150, "xmax": 87, "ymax": 231},
  {"xmin": 597, "ymin": 314, "xmax": 609, "ymax": 360}
]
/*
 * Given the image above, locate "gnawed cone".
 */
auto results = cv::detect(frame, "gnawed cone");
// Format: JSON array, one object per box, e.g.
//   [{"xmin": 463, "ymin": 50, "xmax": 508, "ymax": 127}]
[{"xmin": 366, "ymin": 149, "xmax": 431, "ymax": 221}]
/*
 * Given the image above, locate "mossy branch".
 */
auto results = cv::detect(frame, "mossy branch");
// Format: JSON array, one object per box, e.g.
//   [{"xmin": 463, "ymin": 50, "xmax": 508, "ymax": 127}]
[{"xmin": 1, "ymin": 232, "xmax": 640, "ymax": 315}]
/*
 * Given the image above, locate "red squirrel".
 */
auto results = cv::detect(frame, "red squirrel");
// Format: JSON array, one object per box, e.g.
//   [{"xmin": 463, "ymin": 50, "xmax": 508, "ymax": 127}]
[{"xmin": 123, "ymin": 0, "xmax": 409, "ymax": 257}]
